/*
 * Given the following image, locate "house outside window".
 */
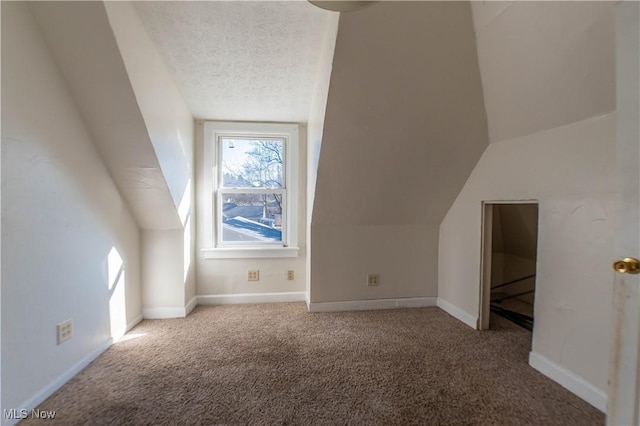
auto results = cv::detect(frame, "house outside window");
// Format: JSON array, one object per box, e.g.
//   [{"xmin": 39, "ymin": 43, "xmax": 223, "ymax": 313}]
[{"xmin": 203, "ymin": 122, "xmax": 299, "ymax": 258}]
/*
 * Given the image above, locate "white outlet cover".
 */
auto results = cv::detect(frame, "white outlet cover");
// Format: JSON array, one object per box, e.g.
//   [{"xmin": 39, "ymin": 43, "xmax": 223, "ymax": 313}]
[{"xmin": 57, "ymin": 319, "xmax": 73, "ymax": 345}]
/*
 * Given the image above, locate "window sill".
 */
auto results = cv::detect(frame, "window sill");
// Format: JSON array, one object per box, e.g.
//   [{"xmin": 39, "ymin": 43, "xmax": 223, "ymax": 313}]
[{"xmin": 202, "ymin": 246, "xmax": 300, "ymax": 259}]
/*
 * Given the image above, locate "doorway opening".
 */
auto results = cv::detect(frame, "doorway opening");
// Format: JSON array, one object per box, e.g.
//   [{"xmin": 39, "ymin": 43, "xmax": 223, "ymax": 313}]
[{"xmin": 480, "ymin": 202, "xmax": 539, "ymax": 333}]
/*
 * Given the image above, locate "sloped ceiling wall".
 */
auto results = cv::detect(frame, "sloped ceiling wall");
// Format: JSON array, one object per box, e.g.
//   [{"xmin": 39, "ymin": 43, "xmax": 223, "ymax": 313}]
[
  {"xmin": 310, "ymin": 1, "xmax": 488, "ymax": 303},
  {"xmin": 472, "ymin": 1, "xmax": 615, "ymax": 143},
  {"xmin": 313, "ymin": 1, "xmax": 488, "ymax": 227},
  {"xmin": 29, "ymin": 1, "xmax": 181, "ymax": 230},
  {"xmin": 104, "ymin": 1, "xmax": 194, "ymax": 221}
]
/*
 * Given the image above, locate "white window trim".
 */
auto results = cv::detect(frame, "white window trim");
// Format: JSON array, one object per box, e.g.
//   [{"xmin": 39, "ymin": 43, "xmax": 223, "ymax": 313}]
[{"xmin": 202, "ymin": 121, "xmax": 299, "ymax": 259}]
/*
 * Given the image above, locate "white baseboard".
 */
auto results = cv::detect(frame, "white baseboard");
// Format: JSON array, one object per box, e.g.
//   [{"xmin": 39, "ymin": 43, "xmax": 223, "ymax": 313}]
[
  {"xmin": 142, "ymin": 306, "xmax": 188, "ymax": 319},
  {"xmin": 529, "ymin": 351, "xmax": 606, "ymax": 412},
  {"xmin": 307, "ymin": 297, "xmax": 437, "ymax": 312},
  {"xmin": 7, "ymin": 339, "xmax": 113, "ymax": 426},
  {"xmin": 111, "ymin": 315, "xmax": 144, "ymax": 343},
  {"xmin": 126, "ymin": 314, "xmax": 143, "ymax": 332},
  {"xmin": 185, "ymin": 296, "xmax": 197, "ymax": 315},
  {"xmin": 197, "ymin": 292, "xmax": 306, "ymax": 305},
  {"xmin": 436, "ymin": 298, "xmax": 477, "ymax": 329},
  {"xmin": 143, "ymin": 293, "xmax": 305, "ymax": 318}
]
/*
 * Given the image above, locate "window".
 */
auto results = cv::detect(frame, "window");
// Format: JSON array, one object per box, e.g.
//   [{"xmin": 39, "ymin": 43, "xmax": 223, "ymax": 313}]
[{"xmin": 203, "ymin": 122, "xmax": 299, "ymax": 258}]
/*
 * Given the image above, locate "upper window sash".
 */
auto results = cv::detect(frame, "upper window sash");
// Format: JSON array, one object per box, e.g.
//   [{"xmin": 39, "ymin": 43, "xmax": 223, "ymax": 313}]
[{"xmin": 217, "ymin": 136, "xmax": 287, "ymax": 190}]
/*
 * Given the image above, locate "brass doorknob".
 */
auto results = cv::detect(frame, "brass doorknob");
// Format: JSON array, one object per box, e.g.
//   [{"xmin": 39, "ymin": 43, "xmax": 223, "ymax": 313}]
[{"xmin": 613, "ymin": 257, "xmax": 640, "ymax": 274}]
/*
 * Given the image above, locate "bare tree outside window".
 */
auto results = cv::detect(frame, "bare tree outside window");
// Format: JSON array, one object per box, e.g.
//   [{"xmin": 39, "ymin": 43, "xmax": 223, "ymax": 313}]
[{"xmin": 219, "ymin": 138, "xmax": 285, "ymax": 243}]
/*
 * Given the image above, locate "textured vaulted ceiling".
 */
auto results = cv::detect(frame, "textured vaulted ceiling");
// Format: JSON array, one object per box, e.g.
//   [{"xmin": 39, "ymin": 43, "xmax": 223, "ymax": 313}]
[{"xmin": 134, "ymin": 1, "xmax": 333, "ymax": 122}]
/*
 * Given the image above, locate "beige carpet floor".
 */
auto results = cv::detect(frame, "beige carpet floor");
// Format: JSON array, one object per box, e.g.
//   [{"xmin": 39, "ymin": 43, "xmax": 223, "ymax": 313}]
[{"xmin": 23, "ymin": 303, "xmax": 604, "ymax": 425}]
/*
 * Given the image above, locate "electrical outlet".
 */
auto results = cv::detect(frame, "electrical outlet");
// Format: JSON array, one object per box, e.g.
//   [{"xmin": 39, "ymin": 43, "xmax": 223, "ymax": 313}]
[
  {"xmin": 57, "ymin": 319, "xmax": 73, "ymax": 345},
  {"xmin": 287, "ymin": 270, "xmax": 295, "ymax": 281},
  {"xmin": 248, "ymin": 270, "xmax": 259, "ymax": 281},
  {"xmin": 367, "ymin": 274, "xmax": 380, "ymax": 286}
]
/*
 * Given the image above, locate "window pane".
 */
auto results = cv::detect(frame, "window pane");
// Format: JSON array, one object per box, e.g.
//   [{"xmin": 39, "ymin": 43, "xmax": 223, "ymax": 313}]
[
  {"xmin": 221, "ymin": 193, "xmax": 283, "ymax": 243},
  {"xmin": 221, "ymin": 138, "xmax": 284, "ymax": 189}
]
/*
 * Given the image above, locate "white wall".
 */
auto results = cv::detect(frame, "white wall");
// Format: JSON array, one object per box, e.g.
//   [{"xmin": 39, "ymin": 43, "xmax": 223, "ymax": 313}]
[
  {"xmin": 306, "ymin": 13, "xmax": 339, "ymax": 302},
  {"xmin": 438, "ymin": 3, "xmax": 616, "ymax": 409},
  {"xmin": 1, "ymin": 1, "xmax": 141, "ymax": 413},
  {"xmin": 312, "ymin": 225, "xmax": 439, "ymax": 302},
  {"xmin": 141, "ymin": 229, "xmax": 189, "ymax": 318},
  {"xmin": 104, "ymin": 2, "xmax": 197, "ymax": 313},
  {"xmin": 194, "ymin": 122, "xmax": 307, "ymax": 297},
  {"xmin": 311, "ymin": 1, "xmax": 488, "ymax": 304},
  {"xmin": 439, "ymin": 113, "xmax": 615, "ymax": 403}
]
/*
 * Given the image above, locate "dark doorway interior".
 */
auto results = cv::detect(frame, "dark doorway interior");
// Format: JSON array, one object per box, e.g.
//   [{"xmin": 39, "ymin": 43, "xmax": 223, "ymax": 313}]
[{"xmin": 489, "ymin": 204, "xmax": 539, "ymax": 331}]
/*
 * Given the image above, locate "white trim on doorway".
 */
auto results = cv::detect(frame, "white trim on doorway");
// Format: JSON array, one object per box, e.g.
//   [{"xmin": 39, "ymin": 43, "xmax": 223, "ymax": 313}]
[{"xmin": 437, "ymin": 298, "xmax": 477, "ymax": 329}]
